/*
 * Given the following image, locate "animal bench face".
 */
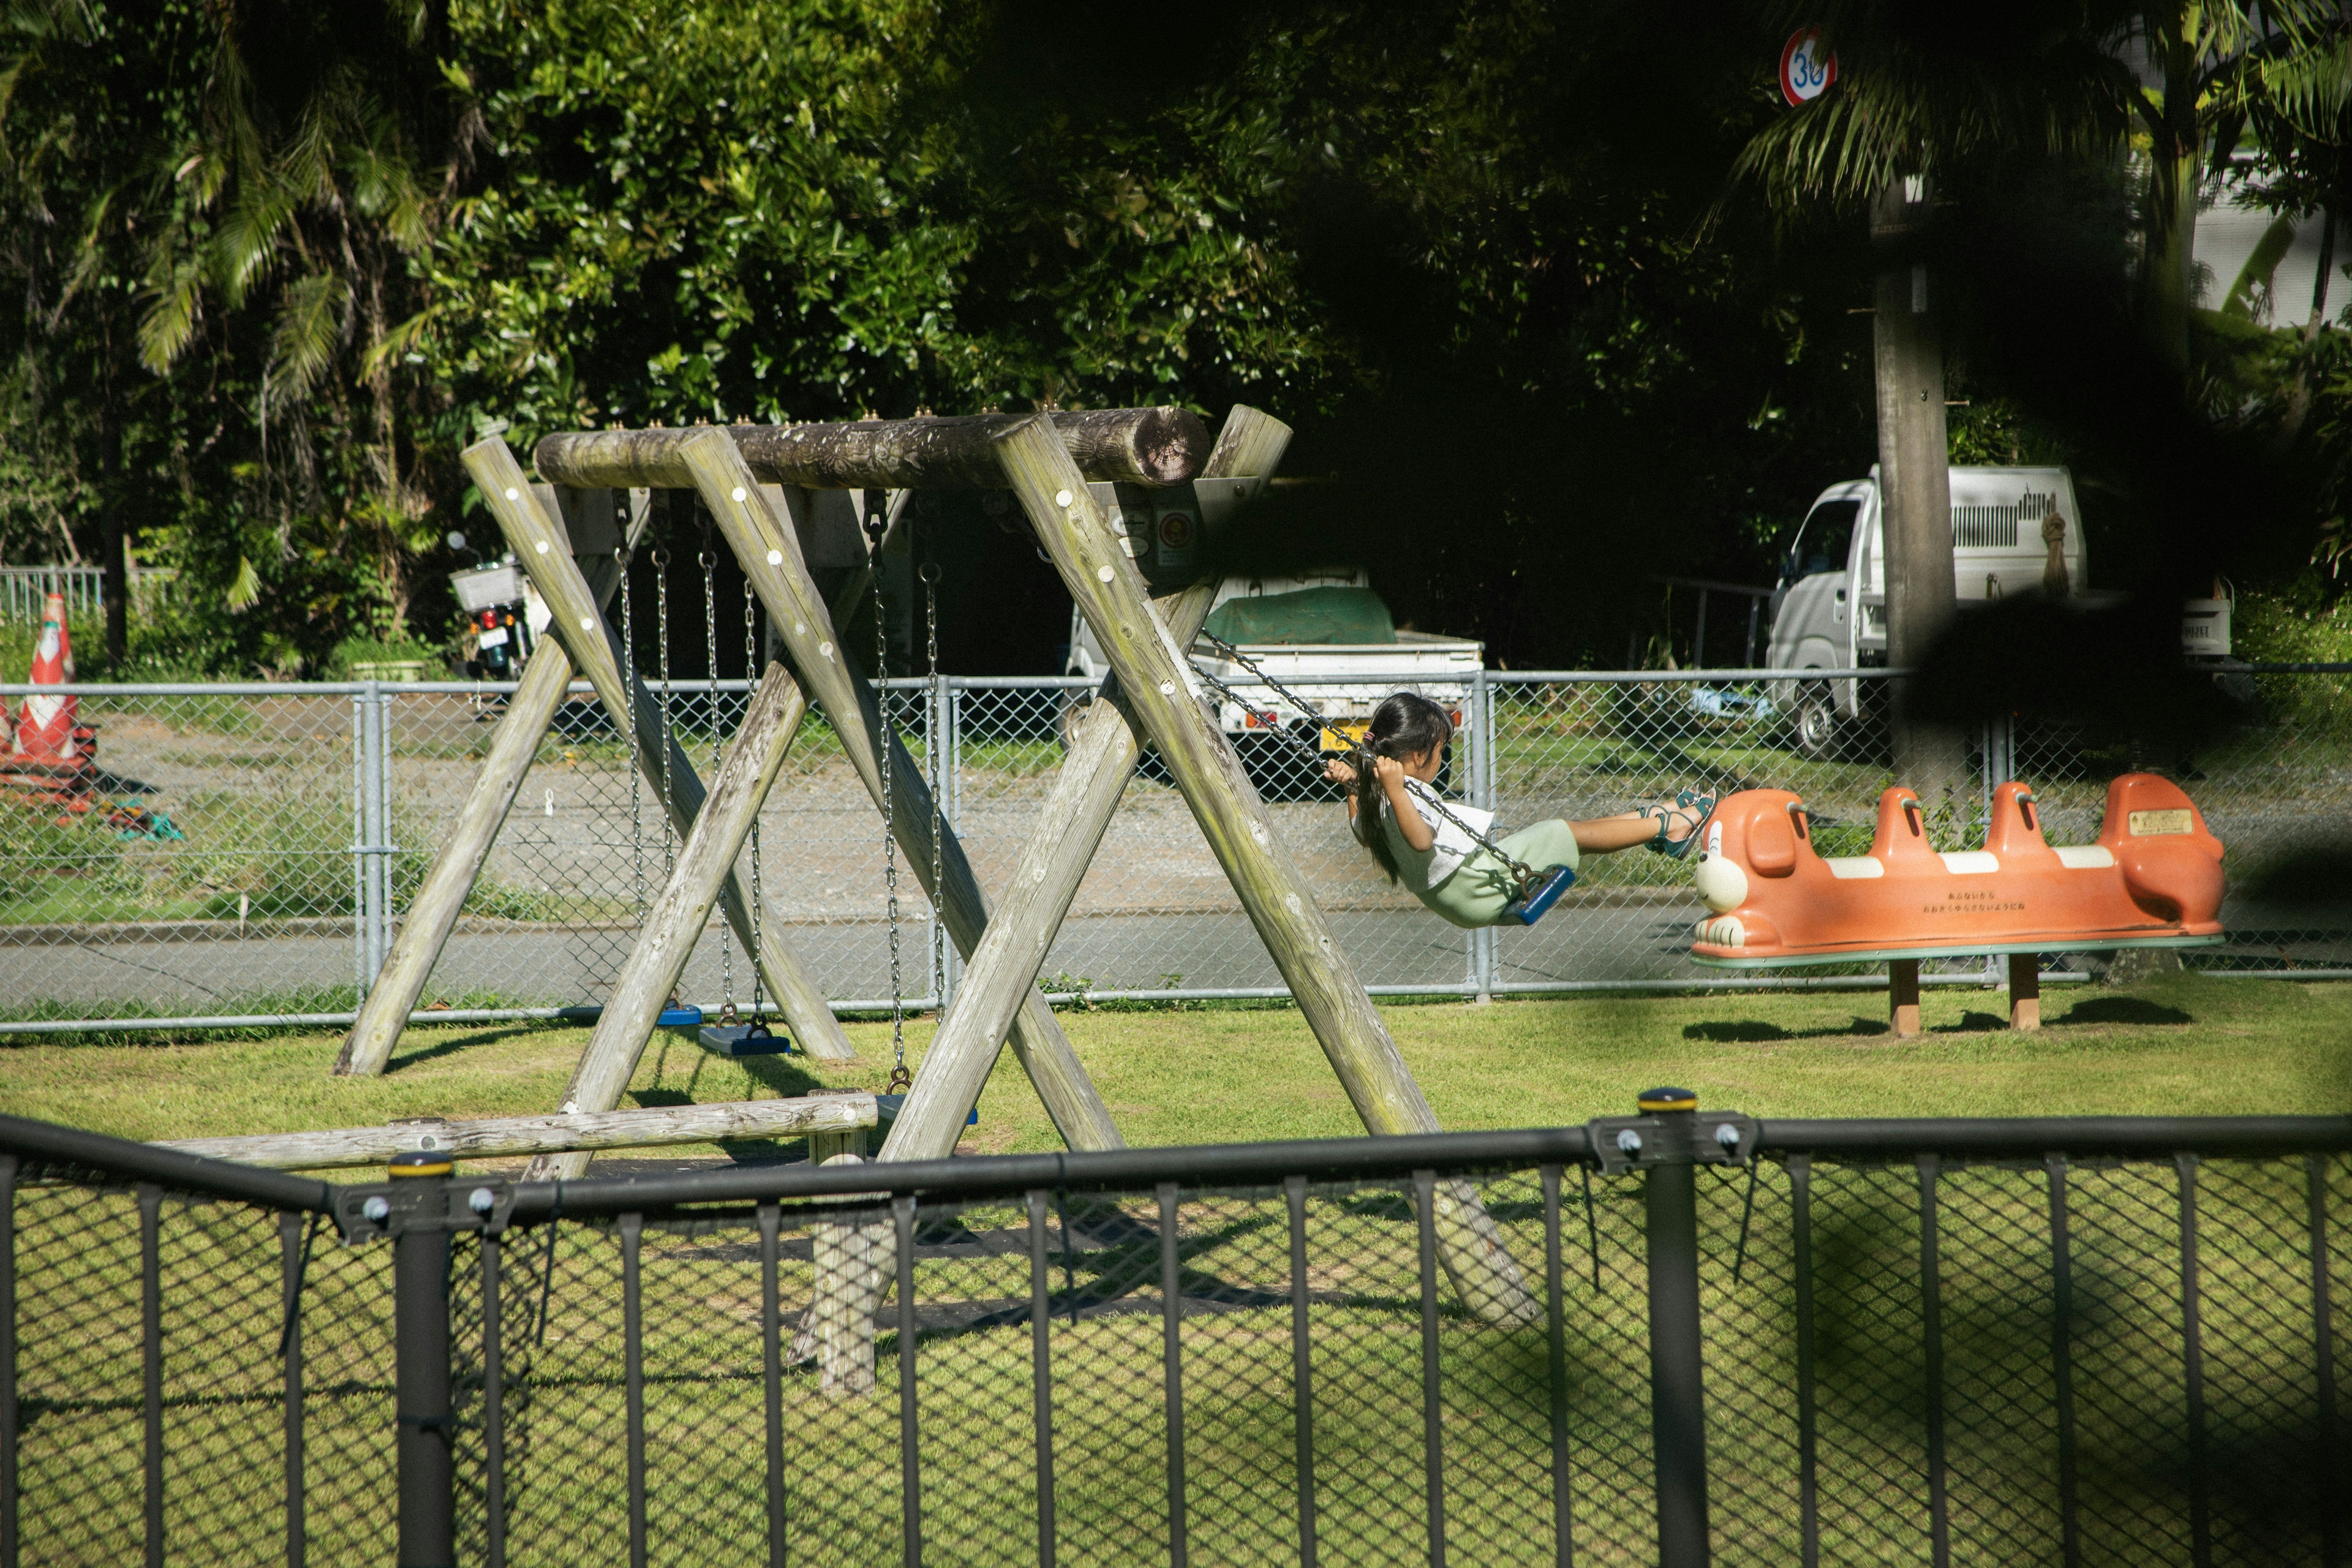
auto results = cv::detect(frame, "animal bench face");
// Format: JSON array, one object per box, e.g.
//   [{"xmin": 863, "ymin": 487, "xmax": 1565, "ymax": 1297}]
[{"xmin": 1687, "ymin": 773, "xmax": 2224, "ymax": 966}]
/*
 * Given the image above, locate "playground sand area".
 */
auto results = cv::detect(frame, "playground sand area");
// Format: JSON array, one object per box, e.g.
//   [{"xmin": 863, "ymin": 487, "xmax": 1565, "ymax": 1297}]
[{"xmin": 2, "ymin": 973, "xmax": 2345, "ymax": 1169}]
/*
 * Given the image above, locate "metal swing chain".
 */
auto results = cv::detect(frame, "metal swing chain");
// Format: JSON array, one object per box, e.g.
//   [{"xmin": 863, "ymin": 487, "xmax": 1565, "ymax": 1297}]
[
  {"xmin": 622, "ymin": 532, "xmax": 645, "ymax": 918},
  {"xmin": 865, "ymin": 497, "xmax": 909, "ymax": 1093},
  {"xmin": 922, "ymin": 541, "xmax": 944, "ymax": 1013},
  {"xmin": 652, "ymin": 542, "xmax": 675, "ymax": 878},
  {"xmin": 1191, "ymin": 630, "xmax": 1544, "ymax": 891},
  {"xmin": 703, "ymin": 540, "xmax": 735, "ymax": 1026},
  {"xmin": 744, "ymin": 568, "xmax": 766, "ymax": 1027}
]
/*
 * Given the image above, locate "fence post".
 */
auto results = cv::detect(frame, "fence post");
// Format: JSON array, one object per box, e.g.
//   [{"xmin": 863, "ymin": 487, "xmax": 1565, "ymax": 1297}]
[
  {"xmin": 1470, "ymin": 667, "xmax": 1495, "ymax": 1003},
  {"xmin": 352, "ymin": 687, "xmax": 369, "ymax": 1001},
  {"xmin": 1637, "ymin": 1086, "xmax": 1711, "ymax": 1568},
  {"xmin": 388, "ymin": 1153, "xmax": 456, "ymax": 1568},
  {"xmin": 369, "ymin": 682, "xmax": 393, "ymax": 990}
]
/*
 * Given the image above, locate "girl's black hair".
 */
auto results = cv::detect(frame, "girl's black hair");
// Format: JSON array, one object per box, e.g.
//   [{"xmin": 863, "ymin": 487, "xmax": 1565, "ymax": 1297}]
[{"xmin": 1351, "ymin": 692, "xmax": 1454, "ymax": 883}]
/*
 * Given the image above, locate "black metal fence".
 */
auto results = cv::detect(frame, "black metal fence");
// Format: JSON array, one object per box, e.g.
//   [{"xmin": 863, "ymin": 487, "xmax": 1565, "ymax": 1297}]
[{"xmin": 4, "ymin": 1105, "xmax": 2350, "ymax": 1566}]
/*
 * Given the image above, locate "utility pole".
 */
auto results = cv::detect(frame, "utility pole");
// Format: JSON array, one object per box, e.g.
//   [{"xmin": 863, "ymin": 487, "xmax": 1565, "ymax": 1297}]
[{"xmin": 1871, "ymin": 174, "xmax": 1962, "ymax": 805}]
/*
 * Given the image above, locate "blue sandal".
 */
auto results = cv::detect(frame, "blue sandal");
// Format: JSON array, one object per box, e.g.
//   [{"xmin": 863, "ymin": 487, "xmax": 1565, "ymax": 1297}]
[{"xmin": 1648, "ymin": 790, "xmax": 1717, "ymax": 858}]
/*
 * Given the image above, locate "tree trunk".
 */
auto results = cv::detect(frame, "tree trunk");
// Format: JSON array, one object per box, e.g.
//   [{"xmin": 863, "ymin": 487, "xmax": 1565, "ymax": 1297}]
[
  {"xmin": 2144, "ymin": 32, "xmax": 2202, "ymax": 371},
  {"xmin": 1871, "ymin": 176, "xmax": 1962, "ymax": 805},
  {"xmin": 99, "ymin": 402, "xmax": 127, "ymax": 666}
]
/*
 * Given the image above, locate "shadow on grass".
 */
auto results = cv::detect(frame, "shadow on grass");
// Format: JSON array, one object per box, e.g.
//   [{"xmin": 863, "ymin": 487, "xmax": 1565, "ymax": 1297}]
[
  {"xmin": 1682, "ymin": 1017, "xmax": 1892, "ymax": 1043},
  {"xmin": 387, "ymin": 1024, "xmax": 548, "ymax": 1071},
  {"xmin": 2055, "ymin": 996, "xmax": 2195, "ymax": 1027}
]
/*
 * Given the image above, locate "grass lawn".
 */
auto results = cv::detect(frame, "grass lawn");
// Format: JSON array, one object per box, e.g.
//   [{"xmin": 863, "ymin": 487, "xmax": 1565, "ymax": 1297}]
[{"xmin": 1, "ymin": 971, "xmax": 2346, "ymax": 1167}]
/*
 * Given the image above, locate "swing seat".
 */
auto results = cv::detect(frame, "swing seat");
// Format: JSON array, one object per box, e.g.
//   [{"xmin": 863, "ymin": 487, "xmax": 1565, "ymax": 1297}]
[
  {"xmin": 1499, "ymin": 864, "xmax": 1577, "ymax": 925},
  {"xmin": 698, "ymin": 1020, "xmax": 793, "ymax": 1057},
  {"xmin": 1686, "ymin": 774, "xmax": 2226, "ymax": 967},
  {"xmin": 656, "ymin": 1005, "xmax": 704, "ymax": 1028}
]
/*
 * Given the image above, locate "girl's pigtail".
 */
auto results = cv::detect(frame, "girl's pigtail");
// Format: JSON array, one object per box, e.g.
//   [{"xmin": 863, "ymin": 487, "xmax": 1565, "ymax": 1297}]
[{"xmin": 1350, "ymin": 692, "xmax": 1453, "ymax": 886}]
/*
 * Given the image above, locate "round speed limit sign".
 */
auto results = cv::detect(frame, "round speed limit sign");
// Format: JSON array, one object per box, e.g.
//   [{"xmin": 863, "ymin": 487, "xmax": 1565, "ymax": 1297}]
[{"xmin": 1778, "ymin": 27, "xmax": 1837, "ymax": 106}]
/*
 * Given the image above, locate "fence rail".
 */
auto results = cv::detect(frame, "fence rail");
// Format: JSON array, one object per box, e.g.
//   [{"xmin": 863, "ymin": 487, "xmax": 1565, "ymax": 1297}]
[
  {"xmin": 4, "ymin": 1104, "xmax": 2351, "ymax": 1566},
  {"xmin": 2, "ymin": 664, "xmax": 2343, "ymax": 1035}
]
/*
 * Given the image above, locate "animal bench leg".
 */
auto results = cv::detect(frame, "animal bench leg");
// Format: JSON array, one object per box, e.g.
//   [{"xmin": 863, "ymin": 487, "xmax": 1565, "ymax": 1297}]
[
  {"xmin": 2008, "ymin": 954, "xmax": 2041, "ymax": 1031},
  {"xmin": 1890, "ymin": 960, "xmax": 1922, "ymax": 1038}
]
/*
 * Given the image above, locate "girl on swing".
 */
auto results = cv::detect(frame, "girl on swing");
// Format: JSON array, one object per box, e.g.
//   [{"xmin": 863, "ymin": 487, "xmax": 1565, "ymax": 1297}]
[{"xmin": 1322, "ymin": 692, "xmax": 1716, "ymax": 930}]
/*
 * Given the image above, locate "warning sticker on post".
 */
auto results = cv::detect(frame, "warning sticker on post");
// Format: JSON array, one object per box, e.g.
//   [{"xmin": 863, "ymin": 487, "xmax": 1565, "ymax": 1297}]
[{"xmin": 2128, "ymin": 809, "xmax": 2194, "ymax": 836}]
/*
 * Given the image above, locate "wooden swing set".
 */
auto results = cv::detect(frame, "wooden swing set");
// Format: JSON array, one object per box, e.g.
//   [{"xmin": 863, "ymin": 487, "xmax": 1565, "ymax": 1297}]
[{"xmin": 333, "ymin": 403, "xmax": 1539, "ymax": 1340}]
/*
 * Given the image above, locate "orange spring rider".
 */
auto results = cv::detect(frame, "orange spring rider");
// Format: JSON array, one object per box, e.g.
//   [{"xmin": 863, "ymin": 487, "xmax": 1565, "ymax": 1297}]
[{"xmin": 1688, "ymin": 774, "xmax": 2223, "ymax": 1031}]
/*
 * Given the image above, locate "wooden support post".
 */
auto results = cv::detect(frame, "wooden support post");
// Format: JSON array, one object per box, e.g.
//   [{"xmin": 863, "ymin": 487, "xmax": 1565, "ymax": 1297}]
[
  {"xmin": 1890, "ymin": 959, "xmax": 1923, "ymax": 1037},
  {"xmin": 2008, "ymin": 953, "xmax": 2041, "ymax": 1031},
  {"xmin": 880, "ymin": 406, "xmax": 1288, "ymax": 1163},
  {"xmin": 528, "ymin": 661, "xmax": 812, "ymax": 1180},
  {"xmin": 679, "ymin": 430, "xmax": 1122, "ymax": 1155},
  {"xmin": 994, "ymin": 414, "xmax": 1538, "ymax": 1327},
  {"xmin": 334, "ymin": 548, "xmax": 625, "ymax": 1077},
  {"xmin": 461, "ymin": 440, "xmax": 856, "ymax": 1063}
]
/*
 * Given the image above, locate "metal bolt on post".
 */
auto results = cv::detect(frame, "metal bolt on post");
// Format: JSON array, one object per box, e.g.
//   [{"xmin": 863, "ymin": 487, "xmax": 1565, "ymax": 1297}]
[
  {"xmin": 1637, "ymin": 1086, "xmax": 1711, "ymax": 1568},
  {"xmin": 388, "ymin": 1150, "xmax": 458, "ymax": 1568}
]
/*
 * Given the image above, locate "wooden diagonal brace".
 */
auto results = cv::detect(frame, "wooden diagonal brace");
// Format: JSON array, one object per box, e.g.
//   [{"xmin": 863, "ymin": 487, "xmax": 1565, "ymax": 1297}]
[
  {"xmin": 880, "ymin": 405, "xmax": 1289, "ymax": 1161},
  {"xmin": 462, "ymin": 439, "xmax": 855, "ymax": 1062},
  {"xmin": 994, "ymin": 415, "xmax": 1538, "ymax": 1325},
  {"xmin": 677, "ymin": 429, "xmax": 1123, "ymax": 1155},
  {"xmin": 334, "ymin": 548, "xmax": 627, "ymax": 1077},
  {"xmin": 527, "ymin": 660, "xmax": 812, "ymax": 1180}
]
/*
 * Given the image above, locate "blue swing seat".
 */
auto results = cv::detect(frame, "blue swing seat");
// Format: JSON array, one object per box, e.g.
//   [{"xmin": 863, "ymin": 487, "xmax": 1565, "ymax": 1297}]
[
  {"xmin": 655, "ymin": 1005, "xmax": 704, "ymax": 1028},
  {"xmin": 698, "ymin": 1020, "xmax": 794, "ymax": 1057},
  {"xmin": 1499, "ymin": 864, "xmax": 1576, "ymax": 926}
]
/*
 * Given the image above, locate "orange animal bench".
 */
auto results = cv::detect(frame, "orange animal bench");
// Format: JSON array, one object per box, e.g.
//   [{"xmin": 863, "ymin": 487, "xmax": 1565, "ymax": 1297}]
[{"xmin": 1688, "ymin": 774, "xmax": 2223, "ymax": 1034}]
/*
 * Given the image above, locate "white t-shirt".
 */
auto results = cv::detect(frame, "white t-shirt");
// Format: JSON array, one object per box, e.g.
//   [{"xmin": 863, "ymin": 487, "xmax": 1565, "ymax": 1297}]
[{"xmin": 1388, "ymin": 778, "xmax": 1495, "ymax": 891}]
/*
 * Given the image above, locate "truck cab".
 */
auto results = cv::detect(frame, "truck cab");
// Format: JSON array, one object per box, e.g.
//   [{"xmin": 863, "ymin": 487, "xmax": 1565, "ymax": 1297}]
[{"xmin": 1767, "ymin": 466, "xmax": 2088, "ymax": 755}]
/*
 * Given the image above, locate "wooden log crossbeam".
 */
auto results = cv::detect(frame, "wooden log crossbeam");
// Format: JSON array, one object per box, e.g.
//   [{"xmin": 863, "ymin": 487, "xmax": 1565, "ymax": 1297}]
[
  {"xmin": 994, "ymin": 414, "xmax": 1540, "ymax": 1328},
  {"xmin": 678, "ymin": 431, "xmax": 1123, "ymax": 1155},
  {"xmin": 334, "ymin": 532, "xmax": 636, "ymax": 1077},
  {"xmin": 535, "ymin": 407, "xmax": 1209, "ymax": 492},
  {"xmin": 153, "ymin": 1094, "xmax": 876, "ymax": 1170},
  {"xmin": 879, "ymin": 405, "xmax": 1288, "ymax": 1164},
  {"xmin": 462, "ymin": 441, "xmax": 856, "ymax": 1065}
]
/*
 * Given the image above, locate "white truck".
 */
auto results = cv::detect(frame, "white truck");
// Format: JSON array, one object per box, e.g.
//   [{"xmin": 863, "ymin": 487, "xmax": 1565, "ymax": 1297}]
[
  {"xmin": 1066, "ymin": 559, "xmax": 1483, "ymax": 794},
  {"xmin": 1771, "ymin": 464, "xmax": 2157, "ymax": 756},
  {"xmin": 1767, "ymin": 464, "xmax": 2237, "ymax": 755}
]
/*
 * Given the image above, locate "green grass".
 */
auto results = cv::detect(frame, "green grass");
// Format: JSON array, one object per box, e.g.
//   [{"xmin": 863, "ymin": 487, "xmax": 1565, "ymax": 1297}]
[{"xmin": 3, "ymin": 973, "xmax": 2344, "ymax": 1165}]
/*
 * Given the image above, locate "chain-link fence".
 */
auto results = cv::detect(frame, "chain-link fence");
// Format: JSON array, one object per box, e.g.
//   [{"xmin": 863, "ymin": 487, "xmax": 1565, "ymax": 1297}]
[
  {"xmin": 4, "ymin": 667, "xmax": 2343, "ymax": 1034},
  {"xmin": 6, "ymin": 1109, "xmax": 2350, "ymax": 1566}
]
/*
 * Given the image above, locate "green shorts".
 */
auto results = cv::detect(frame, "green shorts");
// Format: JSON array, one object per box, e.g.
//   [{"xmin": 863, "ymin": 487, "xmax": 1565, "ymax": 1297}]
[{"xmin": 1414, "ymin": 820, "xmax": 1581, "ymax": 930}]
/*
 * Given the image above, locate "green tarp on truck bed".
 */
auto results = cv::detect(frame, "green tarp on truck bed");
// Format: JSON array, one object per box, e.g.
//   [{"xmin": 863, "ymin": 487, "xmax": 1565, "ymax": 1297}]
[{"xmin": 1200, "ymin": 586, "xmax": 1396, "ymax": 646}]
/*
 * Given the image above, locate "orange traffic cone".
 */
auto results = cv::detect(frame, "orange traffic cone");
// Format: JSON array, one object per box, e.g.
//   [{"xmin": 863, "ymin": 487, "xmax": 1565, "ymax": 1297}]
[{"xmin": 17, "ymin": 590, "xmax": 78, "ymax": 760}]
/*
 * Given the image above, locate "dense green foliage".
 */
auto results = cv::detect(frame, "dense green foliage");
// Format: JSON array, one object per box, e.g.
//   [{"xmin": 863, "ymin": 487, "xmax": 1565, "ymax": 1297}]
[{"xmin": 3, "ymin": 1, "xmax": 2349, "ymax": 674}]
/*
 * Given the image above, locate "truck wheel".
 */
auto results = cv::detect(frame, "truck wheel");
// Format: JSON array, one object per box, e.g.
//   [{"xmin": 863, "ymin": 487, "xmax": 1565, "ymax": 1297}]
[{"xmin": 1792, "ymin": 683, "xmax": 1841, "ymax": 761}]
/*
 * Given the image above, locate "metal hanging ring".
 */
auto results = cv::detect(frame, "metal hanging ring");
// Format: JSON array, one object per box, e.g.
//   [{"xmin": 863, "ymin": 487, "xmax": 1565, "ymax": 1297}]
[
  {"xmin": 886, "ymin": 1065, "xmax": 913, "ymax": 1094},
  {"xmin": 919, "ymin": 560, "xmax": 942, "ymax": 585}
]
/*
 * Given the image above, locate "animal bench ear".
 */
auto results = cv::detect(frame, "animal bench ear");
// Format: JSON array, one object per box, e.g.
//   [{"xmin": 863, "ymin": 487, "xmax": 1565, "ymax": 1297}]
[{"xmin": 1747, "ymin": 807, "xmax": 1798, "ymax": 876}]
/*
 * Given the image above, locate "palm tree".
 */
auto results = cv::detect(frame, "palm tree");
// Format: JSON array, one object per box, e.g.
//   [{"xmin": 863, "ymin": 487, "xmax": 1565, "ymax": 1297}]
[
  {"xmin": 1737, "ymin": 4, "xmax": 2136, "ymax": 795},
  {"xmin": 134, "ymin": 0, "xmax": 452, "ymax": 635}
]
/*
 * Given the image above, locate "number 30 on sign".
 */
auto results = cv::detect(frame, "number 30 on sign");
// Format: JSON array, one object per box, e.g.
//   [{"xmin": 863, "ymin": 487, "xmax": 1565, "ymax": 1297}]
[{"xmin": 1778, "ymin": 27, "xmax": 1837, "ymax": 106}]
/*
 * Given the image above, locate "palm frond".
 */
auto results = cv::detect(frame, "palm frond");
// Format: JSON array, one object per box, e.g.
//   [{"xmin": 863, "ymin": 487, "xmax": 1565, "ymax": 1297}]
[
  {"xmin": 1736, "ymin": 6, "xmax": 2138, "ymax": 209},
  {"xmin": 262, "ymin": 271, "xmax": 349, "ymax": 413},
  {"xmin": 209, "ymin": 181, "xmax": 296, "ymax": 306},
  {"xmin": 137, "ymin": 252, "xmax": 204, "ymax": 372}
]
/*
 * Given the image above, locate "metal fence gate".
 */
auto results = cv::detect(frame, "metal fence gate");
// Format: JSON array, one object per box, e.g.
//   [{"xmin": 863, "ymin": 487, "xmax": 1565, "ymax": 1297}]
[{"xmin": 2, "ymin": 668, "xmax": 2343, "ymax": 1035}]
